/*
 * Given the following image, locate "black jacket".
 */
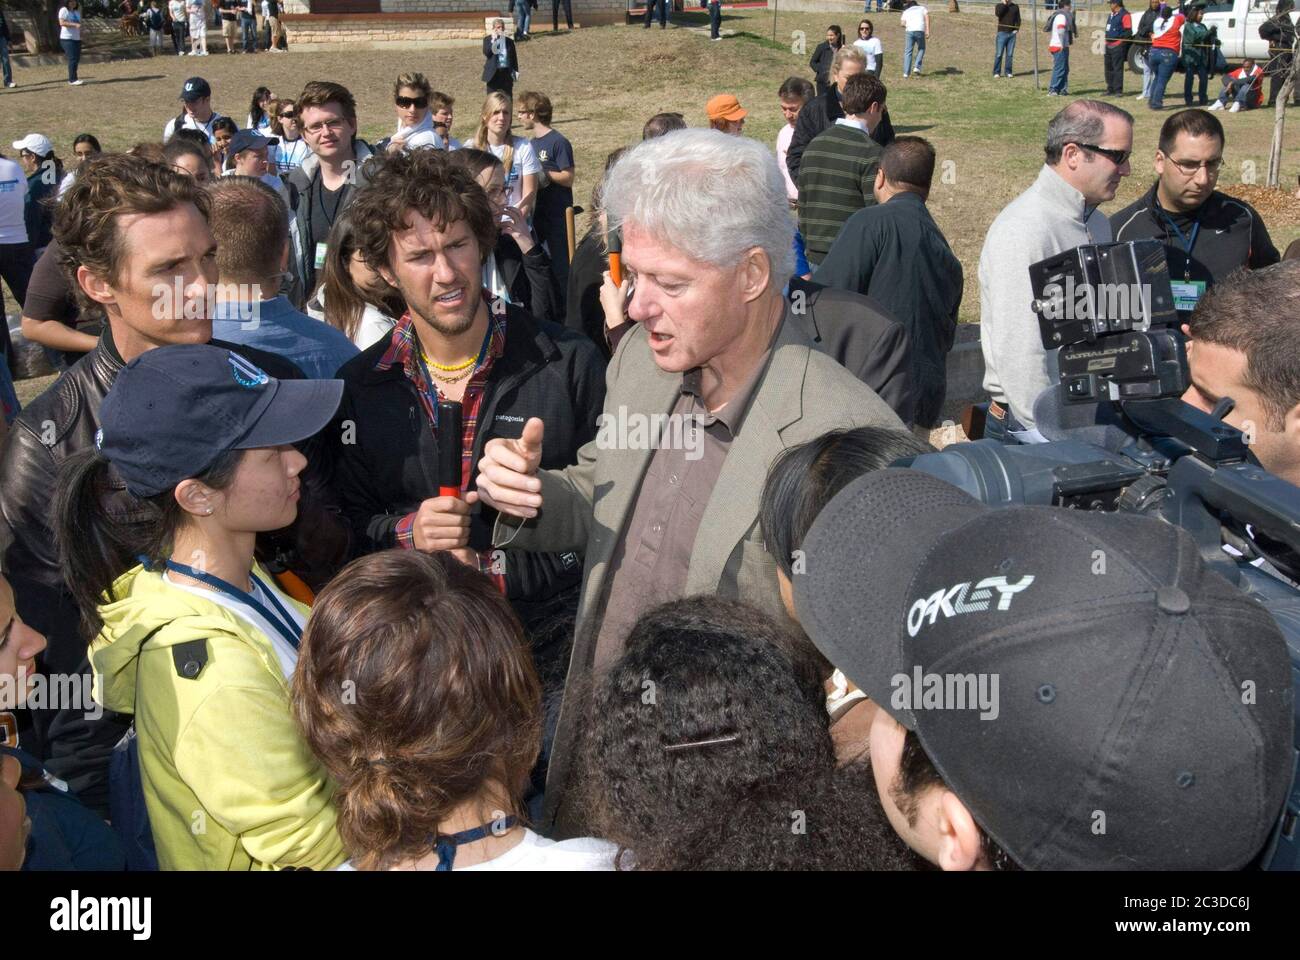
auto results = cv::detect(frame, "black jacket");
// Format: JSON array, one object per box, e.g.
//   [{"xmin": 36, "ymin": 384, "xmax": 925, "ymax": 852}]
[
  {"xmin": 0, "ymin": 329, "xmax": 307, "ymax": 815},
  {"xmin": 0, "ymin": 10, "xmax": 12, "ymax": 42},
  {"xmin": 995, "ymin": 1, "xmax": 1021, "ymax": 31},
  {"xmin": 810, "ymin": 40, "xmax": 839, "ymax": 87},
  {"xmin": 564, "ymin": 226, "xmax": 610, "ymax": 357},
  {"xmin": 496, "ymin": 232, "xmax": 562, "ymax": 327},
  {"xmin": 812, "ymin": 191, "xmax": 963, "ymax": 427},
  {"xmin": 1110, "ymin": 183, "xmax": 1280, "ymax": 295},
  {"xmin": 482, "ymin": 35, "xmax": 519, "ymax": 82},
  {"xmin": 329, "ymin": 302, "xmax": 605, "ymax": 621},
  {"xmin": 1135, "ymin": 6, "xmax": 1157, "ymax": 39},
  {"xmin": 786, "ymin": 87, "xmax": 896, "ymax": 186},
  {"xmin": 786, "ymin": 277, "xmax": 916, "ymax": 425}
]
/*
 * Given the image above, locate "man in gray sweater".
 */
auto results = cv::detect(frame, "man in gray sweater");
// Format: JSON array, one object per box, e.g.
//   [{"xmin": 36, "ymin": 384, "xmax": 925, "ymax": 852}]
[{"xmin": 978, "ymin": 100, "xmax": 1134, "ymax": 438}]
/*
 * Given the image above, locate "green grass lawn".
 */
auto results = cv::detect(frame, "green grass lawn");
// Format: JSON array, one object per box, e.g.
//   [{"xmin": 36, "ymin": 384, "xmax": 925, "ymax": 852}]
[{"xmin": 2, "ymin": 4, "xmax": 1297, "ymax": 339}]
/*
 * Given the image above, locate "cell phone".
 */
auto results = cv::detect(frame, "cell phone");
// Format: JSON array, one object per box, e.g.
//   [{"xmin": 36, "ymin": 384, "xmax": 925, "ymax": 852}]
[{"xmin": 607, "ymin": 225, "xmax": 623, "ymax": 288}]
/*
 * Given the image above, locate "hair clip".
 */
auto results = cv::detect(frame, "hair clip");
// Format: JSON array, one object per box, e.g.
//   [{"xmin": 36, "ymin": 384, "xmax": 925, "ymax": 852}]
[{"xmin": 663, "ymin": 734, "xmax": 740, "ymax": 754}]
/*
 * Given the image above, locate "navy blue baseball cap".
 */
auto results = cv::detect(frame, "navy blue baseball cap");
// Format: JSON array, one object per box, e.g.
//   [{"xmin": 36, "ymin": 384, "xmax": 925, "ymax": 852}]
[
  {"xmin": 180, "ymin": 77, "xmax": 212, "ymax": 102},
  {"xmin": 97, "ymin": 344, "xmax": 342, "ymax": 498},
  {"xmin": 227, "ymin": 129, "xmax": 279, "ymax": 155}
]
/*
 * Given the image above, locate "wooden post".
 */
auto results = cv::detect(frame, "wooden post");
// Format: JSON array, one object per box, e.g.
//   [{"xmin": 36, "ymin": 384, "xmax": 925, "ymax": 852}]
[{"xmin": 565, "ymin": 206, "xmax": 577, "ymax": 264}]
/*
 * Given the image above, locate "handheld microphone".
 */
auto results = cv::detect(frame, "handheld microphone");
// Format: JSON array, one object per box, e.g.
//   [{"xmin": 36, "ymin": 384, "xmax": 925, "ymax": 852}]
[
  {"xmin": 436, "ymin": 400, "xmax": 463, "ymax": 498},
  {"xmin": 607, "ymin": 225, "xmax": 623, "ymax": 288}
]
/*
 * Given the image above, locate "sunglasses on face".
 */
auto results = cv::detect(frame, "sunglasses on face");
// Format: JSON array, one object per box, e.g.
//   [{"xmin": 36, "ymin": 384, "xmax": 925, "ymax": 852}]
[
  {"xmin": 1072, "ymin": 142, "xmax": 1131, "ymax": 166},
  {"xmin": 279, "ymin": 111, "xmax": 295, "ymax": 119},
  {"xmin": 395, "ymin": 96, "xmax": 428, "ymax": 109}
]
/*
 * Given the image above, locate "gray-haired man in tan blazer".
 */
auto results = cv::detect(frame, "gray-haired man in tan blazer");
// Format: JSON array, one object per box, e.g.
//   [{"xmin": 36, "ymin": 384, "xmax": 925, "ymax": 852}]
[{"xmin": 476, "ymin": 129, "xmax": 906, "ymax": 834}]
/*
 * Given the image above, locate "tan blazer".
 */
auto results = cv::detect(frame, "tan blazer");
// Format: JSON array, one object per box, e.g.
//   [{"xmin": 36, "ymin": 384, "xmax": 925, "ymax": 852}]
[{"xmin": 494, "ymin": 306, "xmax": 905, "ymax": 833}]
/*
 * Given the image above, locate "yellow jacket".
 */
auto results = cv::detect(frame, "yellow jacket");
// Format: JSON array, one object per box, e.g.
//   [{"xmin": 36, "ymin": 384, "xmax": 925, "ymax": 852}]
[{"xmin": 92, "ymin": 563, "xmax": 345, "ymax": 871}]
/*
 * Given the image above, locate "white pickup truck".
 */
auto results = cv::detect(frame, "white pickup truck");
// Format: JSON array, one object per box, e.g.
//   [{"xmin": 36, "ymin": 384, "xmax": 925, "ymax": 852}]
[{"xmin": 1126, "ymin": 0, "xmax": 1299, "ymax": 71}]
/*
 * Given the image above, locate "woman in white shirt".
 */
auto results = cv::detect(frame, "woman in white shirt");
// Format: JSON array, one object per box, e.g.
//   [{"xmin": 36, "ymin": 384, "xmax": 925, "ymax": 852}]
[
  {"xmin": 308, "ymin": 208, "xmax": 404, "ymax": 350},
  {"xmin": 57, "ymin": 0, "xmax": 83, "ymax": 85},
  {"xmin": 380, "ymin": 72, "xmax": 446, "ymax": 155},
  {"xmin": 268, "ymin": 99, "xmax": 311, "ymax": 174},
  {"xmin": 292, "ymin": 550, "xmax": 618, "ymax": 872},
  {"xmin": 167, "ymin": 0, "xmax": 187, "ymax": 53},
  {"xmin": 854, "ymin": 18, "xmax": 884, "ymax": 75},
  {"xmin": 471, "ymin": 91, "xmax": 540, "ymax": 221},
  {"xmin": 244, "ymin": 85, "xmax": 275, "ymax": 134}
]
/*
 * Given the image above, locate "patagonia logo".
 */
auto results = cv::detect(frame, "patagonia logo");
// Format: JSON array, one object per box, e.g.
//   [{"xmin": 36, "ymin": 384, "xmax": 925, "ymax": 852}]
[
  {"xmin": 228, "ymin": 353, "xmax": 270, "ymax": 388},
  {"xmin": 907, "ymin": 575, "xmax": 1035, "ymax": 638},
  {"xmin": 495, "ymin": 414, "xmax": 526, "ymax": 423}
]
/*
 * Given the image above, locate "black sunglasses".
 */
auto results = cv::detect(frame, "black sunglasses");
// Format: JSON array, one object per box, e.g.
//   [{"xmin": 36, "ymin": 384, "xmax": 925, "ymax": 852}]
[
  {"xmin": 1071, "ymin": 142, "xmax": 1131, "ymax": 166},
  {"xmin": 395, "ymin": 96, "xmax": 428, "ymax": 110},
  {"xmin": 278, "ymin": 110, "xmax": 295, "ymax": 119}
]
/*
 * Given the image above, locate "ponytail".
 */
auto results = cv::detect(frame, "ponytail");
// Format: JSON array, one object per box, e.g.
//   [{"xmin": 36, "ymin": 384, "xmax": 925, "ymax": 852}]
[{"xmin": 53, "ymin": 446, "xmax": 244, "ymax": 640}]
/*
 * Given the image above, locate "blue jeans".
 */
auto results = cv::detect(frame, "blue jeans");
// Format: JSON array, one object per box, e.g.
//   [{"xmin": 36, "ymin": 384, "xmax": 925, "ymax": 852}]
[
  {"xmin": 514, "ymin": 0, "xmax": 531, "ymax": 37},
  {"xmin": 61, "ymin": 38, "xmax": 80, "ymax": 82},
  {"xmin": 1217, "ymin": 77, "xmax": 1255, "ymax": 107},
  {"xmin": 903, "ymin": 30, "xmax": 925, "ymax": 74},
  {"xmin": 994, "ymin": 30, "xmax": 1016, "ymax": 75},
  {"xmin": 1139, "ymin": 51, "xmax": 1153, "ymax": 97},
  {"xmin": 239, "ymin": 11, "xmax": 255, "ymax": 50},
  {"xmin": 1147, "ymin": 46, "xmax": 1178, "ymax": 109},
  {"xmin": 1049, "ymin": 47, "xmax": 1069, "ymax": 93},
  {"xmin": 708, "ymin": 0, "xmax": 721, "ymax": 37},
  {"xmin": 0, "ymin": 35, "xmax": 12, "ymax": 85},
  {"xmin": 866, "ymin": 0, "xmax": 883, "ymax": 9}
]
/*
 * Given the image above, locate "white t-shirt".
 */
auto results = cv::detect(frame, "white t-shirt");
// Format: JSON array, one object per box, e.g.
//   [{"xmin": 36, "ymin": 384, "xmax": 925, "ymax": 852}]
[
  {"xmin": 187, "ymin": 0, "xmax": 205, "ymax": 27},
  {"xmin": 271, "ymin": 137, "xmax": 311, "ymax": 174},
  {"xmin": 1049, "ymin": 12, "xmax": 1069, "ymax": 51},
  {"xmin": 164, "ymin": 111, "xmax": 224, "ymax": 144},
  {"xmin": 489, "ymin": 137, "xmax": 541, "ymax": 210},
  {"xmin": 900, "ymin": 4, "xmax": 927, "ymax": 31},
  {"xmin": 169, "ymin": 0, "xmax": 185, "ymax": 18},
  {"xmin": 854, "ymin": 36, "xmax": 883, "ymax": 70},
  {"xmin": 775, "ymin": 123, "xmax": 797, "ymax": 201},
  {"xmin": 0, "ymin": 158, "xmax": 28, "ymax": 245},
  {"xmin": 58, "ymin": 7, "xmax": 82, "ymax": 40},
  {"xmin": 336, "ymin": 829, "xmax": 619, "ymax": 871},
  {"xmin": 163, "ymin": 570, "xmax": 305, "ymax": 680}
]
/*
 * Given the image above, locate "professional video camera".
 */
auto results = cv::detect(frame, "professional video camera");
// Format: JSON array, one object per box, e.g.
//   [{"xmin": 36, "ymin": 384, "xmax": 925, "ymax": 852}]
[{"xmin": 898, "ymin": 239, "xmax": 1300, "ymax": 870}]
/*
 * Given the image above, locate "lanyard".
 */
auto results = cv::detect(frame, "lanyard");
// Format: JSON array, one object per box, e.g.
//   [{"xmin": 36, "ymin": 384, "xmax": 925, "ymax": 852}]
[
  {"xmin": 164, "ymin": 560, "xmax": 302, "ymax": 649},
  {"xmin": 312, "ymin": 174, "xmax": 347, "ymax": 234},
  {"xmin": 432, "ymin": 815, "xmax": 517, "ymax": 870},
  {"xmin": 1158, "ymin": 209, "xmax": 1200, "ymax": 280}
]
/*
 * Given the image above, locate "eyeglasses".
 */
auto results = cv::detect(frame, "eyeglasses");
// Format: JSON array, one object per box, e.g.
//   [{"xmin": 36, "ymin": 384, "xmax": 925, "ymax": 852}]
[
  {"xmin": 278, "ymin": 110, "xmax": 295, "ymax": 119},
  {"xmin": 1071, "ymin": 142, "xmax": 1131, "ymax": 166},
  {"xmin": 1165, "ymin": 155, "xmax": 1223, "ymax": 176},
  {"xmin": 395, "ymin": 96, "xmax": 428, "ymax": 110},
  {"xmin": 304, "ymin": 118, "xmax": 348, "ymax": 136}
]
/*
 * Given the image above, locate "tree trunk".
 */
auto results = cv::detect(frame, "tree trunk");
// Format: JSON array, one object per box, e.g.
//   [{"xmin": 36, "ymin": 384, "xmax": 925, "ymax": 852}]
[
  {"xmin": 1267, "ymin": 39, "xmax": 1298, "ymax": 189},
  {"xmin": 11, "ymin": 0, "xmax": 63, "ymax": 53}
]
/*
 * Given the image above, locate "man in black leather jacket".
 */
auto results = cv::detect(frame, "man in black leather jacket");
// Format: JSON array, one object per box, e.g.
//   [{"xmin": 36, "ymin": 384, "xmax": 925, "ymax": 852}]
[{"xmin": 0, "ymin": 155, "xmax": 318, "ymax": 815}]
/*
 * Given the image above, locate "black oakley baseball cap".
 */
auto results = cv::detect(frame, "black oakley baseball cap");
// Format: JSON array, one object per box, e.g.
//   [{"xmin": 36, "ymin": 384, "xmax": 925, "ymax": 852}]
[
  {"xmin": 97, "ymin": 344, "xmax": 342, "ymax": 498},
  {"xmin": 793, "ymin": 468, "xmax": 1295, "ymax": 870}
]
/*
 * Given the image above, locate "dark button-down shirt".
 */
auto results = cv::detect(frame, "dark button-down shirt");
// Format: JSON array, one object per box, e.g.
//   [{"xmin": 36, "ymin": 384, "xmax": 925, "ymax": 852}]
[{"xmin": 592, "ymin": 352, "xmax": 770, "ymax": 671}]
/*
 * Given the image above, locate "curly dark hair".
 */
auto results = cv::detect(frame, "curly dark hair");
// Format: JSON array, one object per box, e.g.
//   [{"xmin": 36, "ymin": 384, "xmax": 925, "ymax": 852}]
[
  {"xmin": 348, "ymin": 148, "xmax": 499, "ymax": 275},
  {"xmin": 574, "ymin": 596, "xmax": 919, "ymax": 871}
]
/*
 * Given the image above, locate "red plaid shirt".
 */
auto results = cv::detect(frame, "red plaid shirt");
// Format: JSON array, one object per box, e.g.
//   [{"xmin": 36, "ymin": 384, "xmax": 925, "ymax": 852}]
[{"xmin": 379, "ymin": 293, "xmax": 508, "ymax": 587}]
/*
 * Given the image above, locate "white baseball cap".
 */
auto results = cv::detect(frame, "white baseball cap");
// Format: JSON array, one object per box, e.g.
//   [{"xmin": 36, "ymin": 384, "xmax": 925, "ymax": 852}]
[{"xmin": 12, "ymin": 134, "xmax": 54, "ymax": 157}]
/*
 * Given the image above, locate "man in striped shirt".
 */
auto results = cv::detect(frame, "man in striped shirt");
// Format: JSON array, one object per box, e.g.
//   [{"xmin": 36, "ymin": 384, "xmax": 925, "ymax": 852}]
[{"xmin": 796, "ymin": 72, "xmax": 888, "ymax": 267}]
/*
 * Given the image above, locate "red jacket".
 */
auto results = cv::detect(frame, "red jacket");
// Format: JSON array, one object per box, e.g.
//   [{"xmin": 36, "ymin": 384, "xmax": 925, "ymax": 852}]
[
  {"xmin": 1227, "ymin": 64, "xmax": 1265, "ymax": 107},
  {"xmin": 1150, "ymin": 10, "xmax": 1185, "ymax": 51}
]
